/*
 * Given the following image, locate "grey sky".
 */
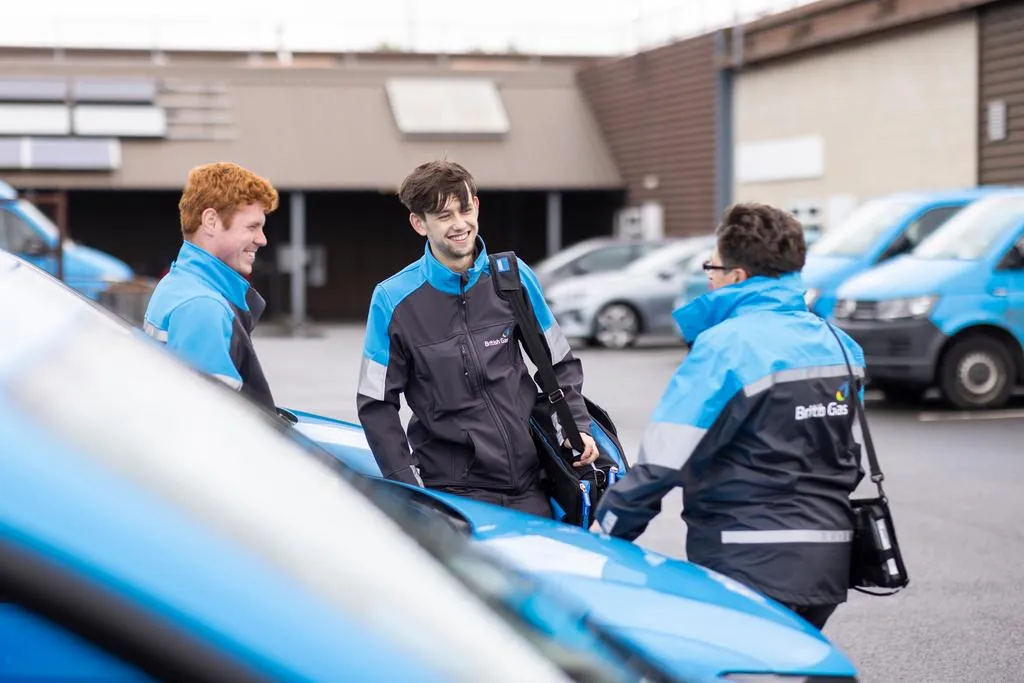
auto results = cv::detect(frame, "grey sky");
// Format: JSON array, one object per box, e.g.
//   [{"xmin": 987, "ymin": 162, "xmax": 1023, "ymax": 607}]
[{"xmin": 4, "ymin": 0, "xmax": 813, "ymax": 56}]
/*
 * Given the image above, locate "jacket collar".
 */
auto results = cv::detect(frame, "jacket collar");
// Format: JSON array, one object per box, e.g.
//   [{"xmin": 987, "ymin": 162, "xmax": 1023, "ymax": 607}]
[
  {"xmin": 172, "ymin": 241, "xmax": 252, "ymax": 312},
  {"xmin": 674, "ymin": 272, "xmax": 809, "ymax": 344},
  {"xmin": 420, "ymin": 236, "xmax": 490, "ymax": 295}
]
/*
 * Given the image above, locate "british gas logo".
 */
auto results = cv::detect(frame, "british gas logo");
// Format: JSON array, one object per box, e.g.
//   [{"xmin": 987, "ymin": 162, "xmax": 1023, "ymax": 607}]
[
  {"xmin": 795, "ymin": 381, "xmax": 851, "ymax": 421},
  {"xmin": 484, "ymin": 327, "xmax": 512, "ymax": 348}
]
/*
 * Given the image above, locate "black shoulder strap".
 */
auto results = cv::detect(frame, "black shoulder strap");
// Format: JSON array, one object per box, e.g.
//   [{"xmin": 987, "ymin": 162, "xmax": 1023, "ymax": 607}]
[
  {"xmin": 489, "ymin": 252, "xmax": 586, "ymax": 453},
  {"xmin": 825, "ymin": 321, "xmax": 885, "ymax": 498}
]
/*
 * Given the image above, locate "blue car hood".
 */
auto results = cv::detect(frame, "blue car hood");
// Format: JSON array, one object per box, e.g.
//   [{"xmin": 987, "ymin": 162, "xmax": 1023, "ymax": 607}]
[
  {"xmin": 438, "ymin": 495, "xmax": 855, "ymax": 680},
  {"xmin": 801, "ymin": 254, "xmax": 861, "ymax": 290},
  {"xmin": 838, "ymin": 256, "xmax": 979, "ymax": 300},
  {"xmin": 63, "ymin": 242, "xmax": 133, "ymax": 283},
  {"xmin": 287, "ymin": 410, "xmax": 857, "ymax": 681}
]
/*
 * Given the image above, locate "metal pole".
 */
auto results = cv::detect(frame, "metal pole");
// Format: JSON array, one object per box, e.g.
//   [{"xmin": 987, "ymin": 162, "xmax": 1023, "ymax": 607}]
[
  {"xmin": 546, "ymin": 191, "xmax": 562, "ymax": 257},
  {"xmin": 290, "ymin": 191, "xmax": 306, "ymax": 332}
]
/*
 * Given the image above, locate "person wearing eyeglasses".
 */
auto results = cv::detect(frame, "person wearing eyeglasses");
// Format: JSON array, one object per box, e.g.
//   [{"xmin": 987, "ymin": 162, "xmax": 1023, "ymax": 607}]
[{"xmin": 594, "ymin": 202, "xmax": 867, "ymax": 630}]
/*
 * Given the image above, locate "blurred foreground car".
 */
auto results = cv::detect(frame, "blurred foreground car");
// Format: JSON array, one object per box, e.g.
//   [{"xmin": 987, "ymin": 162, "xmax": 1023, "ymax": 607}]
[
  {"xmin": 531, "ymin": 237, "xmax": 669, "ymax": 289},
  {"xmin": 1, "ymin": 250, "xmax": 860, "ymax": 683},
  {"xmin": 546, "ymin": 236, "xmax": 717, "ymax": 348},
  {"xmin": 289, "ymin": 410, "xmax": 860, "ymax": 682},
  {"xmin": 0, "ymin": 251, "xmax": 685, "ymax": 683},
  {"xmin": 834, "ymin": 191, "xmax": 1024, "ymax": 409}
]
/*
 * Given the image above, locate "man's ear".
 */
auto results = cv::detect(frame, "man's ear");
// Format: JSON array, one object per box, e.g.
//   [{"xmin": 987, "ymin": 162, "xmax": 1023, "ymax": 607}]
[
  {"xmin": 473, "ymin": 195, "xmax": 479, "ymax": 212},
  {"xmin": 732, "ymin": 268, "xmax": 750, "ymax": 284},
  {"xmin": 200, "ymin": 208, "xmax": 220, "ymax": 237},
  {"xmin": 409, "ymin": 212, "xmax": 428, "ymax": 237}
]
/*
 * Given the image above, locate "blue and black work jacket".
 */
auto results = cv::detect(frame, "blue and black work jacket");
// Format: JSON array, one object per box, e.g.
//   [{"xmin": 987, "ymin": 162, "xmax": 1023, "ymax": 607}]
[
  {"xmin": 596, "ymin": 273, "xmax": 866, "ymax": 606},
  {"xmin": 356, "ymin": 237, "xmax": 589, "ymax": 491},
  {"xmin": 143, "ymin": 241, "xmax": 274, "ymax": 411}
]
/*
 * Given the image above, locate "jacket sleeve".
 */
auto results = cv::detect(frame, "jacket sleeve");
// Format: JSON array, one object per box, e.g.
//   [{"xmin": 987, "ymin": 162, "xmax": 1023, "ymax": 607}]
[
  {"xmin": 595, "ymin": 334, "xmax": 747, "ymax": 541},
  {"xmin": 165, "ymin": 297, "xmax": 243, "ymax": 390},
  {"xmin": 518, "ymin": 259, "xmax": 591, "ymax": 435},
  {"xmin": 355, "ymin": 285, "xmax": 422, "ymax": 487}
]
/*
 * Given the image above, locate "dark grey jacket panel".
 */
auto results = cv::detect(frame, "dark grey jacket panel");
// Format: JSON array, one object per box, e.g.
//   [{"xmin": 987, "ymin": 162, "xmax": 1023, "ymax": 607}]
[{"xmin": 357, "ymin": 242, "xmax": 587, "ymax": 491}]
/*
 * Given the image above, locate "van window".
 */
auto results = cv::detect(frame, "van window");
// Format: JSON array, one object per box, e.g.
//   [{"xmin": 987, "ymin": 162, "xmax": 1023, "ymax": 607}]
[
  {"xmin": 0, "ymin": 209, "xmax": 40, "ymax": 253},
  {"xmin": 809, "ymin": 198, "xmax": 918, "ymax": 257},
  {"xmin": 903, "ymin": 205, "xmax": 962, "ymax": 247},
  {"xmin": 916, "ymin": 196, "xmax": 1024, "ymax": 261},
  {"xmin": 573, "ymin": 245, "xmax": 637, "ymax": 274}
]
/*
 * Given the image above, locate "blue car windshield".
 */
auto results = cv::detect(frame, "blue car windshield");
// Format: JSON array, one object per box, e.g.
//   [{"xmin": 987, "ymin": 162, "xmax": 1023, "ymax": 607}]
[
  {"xmin": 914, "ymin": 195, "xmax": 1024, "ymax": 260},
  {"xmin": 808, "ymin": 198, "xmax": 918, "ymax": 257}
]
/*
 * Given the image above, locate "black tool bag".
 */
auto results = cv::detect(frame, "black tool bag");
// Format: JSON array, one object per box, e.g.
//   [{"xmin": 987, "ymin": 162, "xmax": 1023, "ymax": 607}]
[
  {"xmin": 827, "ymin": 323, "xmax": 910, "ymax": 595},
  {"xmin": 489, "ymin": 252, "xmax": 629, "ymax": 527}
]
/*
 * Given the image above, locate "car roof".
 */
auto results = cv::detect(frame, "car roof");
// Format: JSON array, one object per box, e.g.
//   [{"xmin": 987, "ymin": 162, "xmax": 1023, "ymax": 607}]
[
  {"xmin": 882, "ymin": 185, "xmax": 1019, "ymax": 204},
  {"xmin": 0, "ymin": 395, "xmax": 438, "ymax": 682}
]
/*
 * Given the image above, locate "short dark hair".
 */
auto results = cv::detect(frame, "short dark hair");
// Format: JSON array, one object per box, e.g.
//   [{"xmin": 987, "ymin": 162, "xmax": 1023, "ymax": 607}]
[
  {"xmin": 398, "ymin": 160, "xmax": 478, "ymax": 216},
  {"xmin": 716, "ymin": 202, "xmax": 806, "ymax": 277}
]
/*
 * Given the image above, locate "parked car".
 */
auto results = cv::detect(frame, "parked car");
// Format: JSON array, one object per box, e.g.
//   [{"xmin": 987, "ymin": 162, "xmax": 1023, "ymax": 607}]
[
  {"xmin": 546, "ymin": 236, "xmax": 717, "ymax": 348},
  {"xmin": 531, "ymin": 237, "xmax": 670, "ymax": 290},
  {"xmin": 803, "ymin": 187, "xmax": 1007, "ymax": 317},
  {"xmin": 0, "ymin": 249, "xmax": 683, "ymax": 683},
  {"xmin": 834, "ymin": 191, "xmax": 1024, "ymax": 408},
  {"xmin": 285, "ymin": 407, "xmax": 861, "ymax": 683},
  {"xmin": 0, "ymin": 178, "xmax": 133, "ymax": 300},
  {"xmin": 0, "ymin": 249, "xmax": 860, "ymax": 683}
]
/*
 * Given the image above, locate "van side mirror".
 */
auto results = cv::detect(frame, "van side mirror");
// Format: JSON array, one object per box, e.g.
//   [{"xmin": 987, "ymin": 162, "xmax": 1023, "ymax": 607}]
[{"xmin": 21, "ymin": 236, "xmax": 51, "ymax": 257}]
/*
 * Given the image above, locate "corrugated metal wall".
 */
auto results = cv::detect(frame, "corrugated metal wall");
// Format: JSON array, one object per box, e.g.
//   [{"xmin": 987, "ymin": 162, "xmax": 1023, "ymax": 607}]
[
  {"xmin": 577, "ymin": 34, "xmax": 720, "ymax": 237},
  {"xmin": 979, "ymin": 0, "xmax": 1024, "ymax": 185}
]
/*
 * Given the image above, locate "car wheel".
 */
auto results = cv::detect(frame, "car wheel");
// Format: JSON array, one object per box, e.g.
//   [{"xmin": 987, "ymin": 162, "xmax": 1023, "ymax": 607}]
[
  {"xmin": 939, "ymin": 335, "xmax": 1015, "ymax": 410},
  {"xmin": 593, "ymin": 303, "xmax": 640, "ymax": 349}
]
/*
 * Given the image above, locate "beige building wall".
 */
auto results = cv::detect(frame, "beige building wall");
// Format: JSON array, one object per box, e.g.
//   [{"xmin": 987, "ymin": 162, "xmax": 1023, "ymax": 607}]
[{"xmin": 732, "ymin": 15, "xmax": 979, "ymax": 229}]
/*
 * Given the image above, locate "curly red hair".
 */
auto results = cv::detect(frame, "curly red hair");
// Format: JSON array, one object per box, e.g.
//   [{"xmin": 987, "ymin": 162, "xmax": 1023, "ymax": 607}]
[{"xmin": 179, "ymin": 162, "xmax": 279, "ymax": 238}]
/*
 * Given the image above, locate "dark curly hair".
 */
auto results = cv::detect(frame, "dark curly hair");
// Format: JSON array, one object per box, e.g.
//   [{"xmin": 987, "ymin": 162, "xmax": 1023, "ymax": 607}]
[{"xmin": 716, "ymin": 202, "xmax": 806, "ymax": 278}]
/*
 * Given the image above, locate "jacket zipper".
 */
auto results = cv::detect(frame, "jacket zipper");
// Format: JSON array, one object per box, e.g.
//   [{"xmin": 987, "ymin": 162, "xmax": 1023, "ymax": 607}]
[{"xmin": 460, "ymin": 273, "xmax": 518, "ymax": 488}]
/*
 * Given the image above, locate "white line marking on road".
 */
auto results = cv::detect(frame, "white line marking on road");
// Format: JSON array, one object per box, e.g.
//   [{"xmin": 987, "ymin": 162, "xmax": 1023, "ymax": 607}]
[{"xmin": 917, "ymin": 409, "xmax": 1024, "ymax": 422}]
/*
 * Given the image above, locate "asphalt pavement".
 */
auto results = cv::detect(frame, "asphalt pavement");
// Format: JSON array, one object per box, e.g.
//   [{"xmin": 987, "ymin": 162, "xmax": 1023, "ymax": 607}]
[{"xmin": 256, "ymin": 324, "xmax": 1024, "ymax": 683}]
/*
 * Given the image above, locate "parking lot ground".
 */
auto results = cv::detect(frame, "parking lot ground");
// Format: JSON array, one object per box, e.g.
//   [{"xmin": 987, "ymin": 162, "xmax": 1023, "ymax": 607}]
[{"xmin": 256, "ymin": 324, "xmax": 1024, "ymax": 683}]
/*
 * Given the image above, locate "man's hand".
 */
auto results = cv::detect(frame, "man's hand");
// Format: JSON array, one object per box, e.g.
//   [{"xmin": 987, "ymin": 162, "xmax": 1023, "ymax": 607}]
[{"xmin": 567, "ymin": 432, "xmax": 599, "ymax": 467}]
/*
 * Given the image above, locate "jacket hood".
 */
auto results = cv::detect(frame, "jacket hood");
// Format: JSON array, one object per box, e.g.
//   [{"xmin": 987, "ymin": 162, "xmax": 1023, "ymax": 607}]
[{"xmin": 673, "ymin": 273, "xmax": 808, "ymax": 344}]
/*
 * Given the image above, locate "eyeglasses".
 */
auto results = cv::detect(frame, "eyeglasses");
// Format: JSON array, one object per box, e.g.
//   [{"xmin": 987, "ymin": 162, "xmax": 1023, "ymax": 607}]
[{"xmin": 702, "ymin": 260, "xmax": 732, "ymax": 273}]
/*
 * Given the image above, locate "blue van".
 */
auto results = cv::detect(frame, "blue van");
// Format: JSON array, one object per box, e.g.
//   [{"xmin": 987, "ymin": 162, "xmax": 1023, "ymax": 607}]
[
  {"xmin": 803, "ymin": 188, "xmax": 1006, "ymax": 317},
  {"xmin": 0, "ymin": 178, "xmax": 132, "ymax": 300},
  {"xmin": 834, "ymin": 191, "xmax": 1024, "ymax": 409}
]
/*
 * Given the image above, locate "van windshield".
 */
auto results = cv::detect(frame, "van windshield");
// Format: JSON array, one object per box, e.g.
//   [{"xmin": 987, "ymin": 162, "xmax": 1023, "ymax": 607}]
[
  {"xmin": 914, "ymin": 195, "xmax": 1024, "ymax": 261},
  {"xmin": 809, "ymin": 198, "xmax": 918, "ymax": 257},
  {"xmin": 15, "ymin": 200, "xmax": 59, "ymax": 244}
]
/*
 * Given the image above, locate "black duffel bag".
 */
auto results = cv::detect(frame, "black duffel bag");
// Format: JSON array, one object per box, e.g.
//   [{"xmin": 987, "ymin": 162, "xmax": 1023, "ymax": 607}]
[{"xmin": 489, "ymin": 252, "xmax": 629, "ymax": 527}]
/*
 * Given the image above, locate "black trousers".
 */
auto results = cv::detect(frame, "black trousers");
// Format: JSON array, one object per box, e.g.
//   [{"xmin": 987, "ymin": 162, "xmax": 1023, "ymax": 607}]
[
  {"xmin": 435, "ymin": 483, "xmax": 553, "ymax": 519},
  {"xmin": 787, "ymin": 603, "xmax": 838, "ymax": 630}
]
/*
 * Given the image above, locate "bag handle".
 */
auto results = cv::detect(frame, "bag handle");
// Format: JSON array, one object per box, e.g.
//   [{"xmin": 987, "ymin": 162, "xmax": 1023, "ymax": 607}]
[
  {"xmin": 488, "ymin": 252, "xmax": 587, "ymax": 454},
  {"xmin": 824, "ymin": 321, "xmax": 886, "ymax": 500}
]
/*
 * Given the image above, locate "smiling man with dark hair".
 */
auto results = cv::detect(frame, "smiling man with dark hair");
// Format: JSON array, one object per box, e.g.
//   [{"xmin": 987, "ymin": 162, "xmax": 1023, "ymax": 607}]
[
  {"xmin": 356, "ymin": 159, "xmax": 598, "ymax": 517},
  {"xmin": 595, "ymin": 201, "xmax": 867, "ymax": 630}
]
